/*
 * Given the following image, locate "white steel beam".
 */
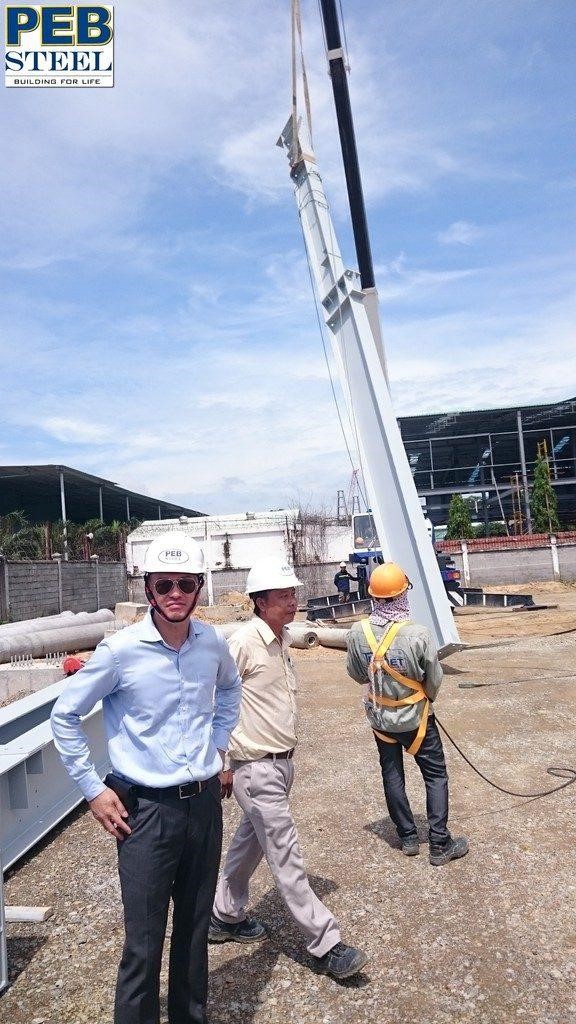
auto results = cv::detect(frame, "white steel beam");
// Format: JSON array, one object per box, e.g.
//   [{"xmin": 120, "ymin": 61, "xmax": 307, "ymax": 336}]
[
  {"xmin": 0, "ymin": 685, "xmax": 109, "ymax": 990},
  {"xmin": 279, "ymin": 121, "xmax": 461, "ymax": 653},
  {"xmin": 0, "ymin": 852, "xmax": 6, "ymax": 992}
]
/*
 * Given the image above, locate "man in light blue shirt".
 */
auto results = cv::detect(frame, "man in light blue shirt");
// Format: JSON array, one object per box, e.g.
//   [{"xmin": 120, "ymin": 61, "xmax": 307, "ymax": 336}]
[{"xmin": 51, "ymin": 532, "xmax": 241, "ymax": 1024}]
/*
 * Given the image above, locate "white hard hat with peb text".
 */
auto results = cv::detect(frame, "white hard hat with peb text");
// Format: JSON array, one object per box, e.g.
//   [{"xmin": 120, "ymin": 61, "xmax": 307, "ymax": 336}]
[{"xmin": 143, "ymin": 532, "xmax": 205, "ymax": 574}]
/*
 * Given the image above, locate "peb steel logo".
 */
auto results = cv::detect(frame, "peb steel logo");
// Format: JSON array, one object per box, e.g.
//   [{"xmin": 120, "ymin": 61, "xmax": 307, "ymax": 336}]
[{"xmin": 4, "ymin": 5, "xmax": 114, "ymax": 87}]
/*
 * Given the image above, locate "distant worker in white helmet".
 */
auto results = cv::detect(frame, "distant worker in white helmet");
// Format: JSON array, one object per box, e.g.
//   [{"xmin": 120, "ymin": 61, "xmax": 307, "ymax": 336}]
[
  {"xmin": 346, "ymin": 562, "xmax": 468, "ymax": 866},
  {"xmin": 210, "ymin": 556, "xmax": 369, "ymax": 980},
  {"xmin": 51, "ymin": 532, "xmax": 242, "ymax": 1024}
]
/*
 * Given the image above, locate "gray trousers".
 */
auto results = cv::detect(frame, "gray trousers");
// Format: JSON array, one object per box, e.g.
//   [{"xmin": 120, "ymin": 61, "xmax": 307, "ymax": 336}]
[
  {"xmin": 213, "ymin": 758, "xmax": 340, "ymax": 957},
  {"xmin": 115, "ymin": 779, "xmax": 223, "ymax": 1024}
]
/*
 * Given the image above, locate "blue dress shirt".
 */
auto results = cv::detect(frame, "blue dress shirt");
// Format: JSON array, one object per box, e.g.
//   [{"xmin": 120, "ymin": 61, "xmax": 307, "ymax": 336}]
[{"xmin": 51, "ymin": 610, "xmax": 242, "ymax": 802}]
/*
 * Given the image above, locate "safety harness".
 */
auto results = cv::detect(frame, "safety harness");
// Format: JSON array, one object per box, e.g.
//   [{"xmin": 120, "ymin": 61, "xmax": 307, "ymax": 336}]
[{"xmin": 360, "ymin": 618, "xmax": 430, "ymax": 756}]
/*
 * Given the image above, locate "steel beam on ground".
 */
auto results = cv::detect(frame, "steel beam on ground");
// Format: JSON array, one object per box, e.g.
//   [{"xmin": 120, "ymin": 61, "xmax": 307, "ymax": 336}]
[
  {"xmin": 0, "ymin": 684, "xmax": 109, "ymax": 988},
  {"xmin": 0, "ymin": 851, "xmax": 6, "ymax": 992},
  {"xmin": 0, "ymin": 682, "xmax": 109, "ymax": 867},
  {"xmin": 59, "ymin": 471, "xmax": 68, "ymax": 562},
  {"xmin": 0, "ymin": 709, "xmax": 109, "ymax": 869}
]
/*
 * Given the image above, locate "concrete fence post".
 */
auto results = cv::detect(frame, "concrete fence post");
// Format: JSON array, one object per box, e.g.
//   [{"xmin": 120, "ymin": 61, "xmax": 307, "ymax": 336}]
[
  {"xmin": 461, "ymin": 541, "xmax": 471, "ymax": 586},
  {"xmin": 0, "ymin": 558, "xmax": 9, "ymax": 622},
  {"xmin": 550, "ymin": 535, "xmax": 560, "ymax": 580},
  {"xmin": 52, "ymin": 554, "xmax": 63, "ymax": 612},
  {"xmin": 91, "ymin": 554, "xmax": 100, "ymax": 609}
]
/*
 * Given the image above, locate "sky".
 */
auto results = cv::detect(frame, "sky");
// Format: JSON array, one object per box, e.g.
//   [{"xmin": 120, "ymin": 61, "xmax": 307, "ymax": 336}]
[{"xmin": 1, "ymin": 0, "xmax": 575, "ymax": 516}]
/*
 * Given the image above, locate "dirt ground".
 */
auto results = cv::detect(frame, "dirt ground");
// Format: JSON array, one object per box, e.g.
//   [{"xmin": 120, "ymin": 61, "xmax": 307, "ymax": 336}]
[{"xmin": 2, "ymin": 584, "xmax": 576, "ymax": 1024}]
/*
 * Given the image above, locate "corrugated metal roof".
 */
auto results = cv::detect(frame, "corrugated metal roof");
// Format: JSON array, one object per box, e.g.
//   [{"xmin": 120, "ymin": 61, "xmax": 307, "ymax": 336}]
[{"xmin": 0, "ymin": 465, "xmax": 204, "ymax": 524}]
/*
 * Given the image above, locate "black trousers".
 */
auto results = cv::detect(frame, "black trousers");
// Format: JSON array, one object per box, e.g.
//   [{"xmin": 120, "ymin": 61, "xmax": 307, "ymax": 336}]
[
  {"xmin": 373, "ymin": 715, "xmax": 449, "ymax": 846},
  {"xmin": 114, "ymin": 778, "xmax": 223, "ymax": 1024}
]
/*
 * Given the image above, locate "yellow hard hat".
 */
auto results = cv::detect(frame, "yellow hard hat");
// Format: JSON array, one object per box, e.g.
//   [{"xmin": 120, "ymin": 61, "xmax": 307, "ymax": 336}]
[{"xmin": 368, "ymin": 562, "xmax": 410, "ymax": 599}]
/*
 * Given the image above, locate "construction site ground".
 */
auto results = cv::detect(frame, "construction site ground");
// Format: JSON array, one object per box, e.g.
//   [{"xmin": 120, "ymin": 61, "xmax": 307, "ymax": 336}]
[{"xmin": 2, "ymin": 582, "xmax": 576, "ymax": 1024}]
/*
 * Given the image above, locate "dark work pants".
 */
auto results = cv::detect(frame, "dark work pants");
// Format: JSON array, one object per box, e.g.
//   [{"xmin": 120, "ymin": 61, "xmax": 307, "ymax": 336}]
[
  {"xmin": 373, "ymin": 716, "xmax": 449, "ymax": 846},
  {"xmin": 114, "ymin": 779, "xmax": 223, "ymax": 1024}
]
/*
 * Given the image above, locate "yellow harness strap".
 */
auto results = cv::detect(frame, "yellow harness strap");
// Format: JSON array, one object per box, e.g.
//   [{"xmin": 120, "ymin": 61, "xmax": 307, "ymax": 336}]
[{"xmin": 360, "ymin": 618, "xmax": 430, "ymax": 756}]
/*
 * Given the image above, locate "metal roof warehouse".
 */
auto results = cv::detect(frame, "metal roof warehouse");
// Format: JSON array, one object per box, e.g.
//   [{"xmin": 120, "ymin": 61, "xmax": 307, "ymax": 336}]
[{"xmin": 0, "ymin": 465, "xmax": 204, "ymax": 525}]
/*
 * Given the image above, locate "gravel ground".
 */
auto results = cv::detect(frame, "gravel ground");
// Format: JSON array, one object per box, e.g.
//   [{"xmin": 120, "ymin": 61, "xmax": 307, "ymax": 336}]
[{"xmin": 2, "ymin": 592, "xmax": 576, "ymax": 1024}]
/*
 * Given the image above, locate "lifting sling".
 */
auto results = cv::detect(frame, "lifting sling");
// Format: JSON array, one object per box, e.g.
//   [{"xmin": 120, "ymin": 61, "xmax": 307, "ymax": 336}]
[{"xmin": 361, "ymin": 618, "xmax": 430, "ymax": 756}]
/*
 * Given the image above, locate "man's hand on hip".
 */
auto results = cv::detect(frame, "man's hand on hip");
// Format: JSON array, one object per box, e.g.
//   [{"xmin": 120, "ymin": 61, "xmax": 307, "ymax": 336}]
[{"xmin": 89, "ymin": 788, "xmax": 132, "ymax": 840}]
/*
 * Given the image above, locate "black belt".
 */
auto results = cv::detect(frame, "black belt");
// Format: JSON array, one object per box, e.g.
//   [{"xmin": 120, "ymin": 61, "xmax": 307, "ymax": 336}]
[
  {"xmin": 263, "ymin": 749, "xmax": 294, "ymax": 760},
  {"xmin": 133, "ymin": 775, "xmax": 219, "ymax": 801}
]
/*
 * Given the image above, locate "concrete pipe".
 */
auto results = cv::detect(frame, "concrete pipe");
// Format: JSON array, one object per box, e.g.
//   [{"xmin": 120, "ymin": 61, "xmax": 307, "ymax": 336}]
[
  {"xmin": 287, "ymin": 624, "xmax": 320, "ymax": 649},
  {"xmin": 215, "ymin": 621, "xmax": 350, "ymax": 651},
  {"xmin": 312, "ymin": 627, "xmax": 350, "ymax": 650},
  {"xmin": 0, "ymin": 611, "xmax": 77, "ymax": 637},
  {"xmin": 215, "ymin": 621, "xmax": 320, "ymax": 649},
  {"xmin": 0, "ymin": 609, "xmax": 114, "ymax": 639},
  {"xmin": 0, "ymin": 619, "xmax": 115, "ymax": 664}
]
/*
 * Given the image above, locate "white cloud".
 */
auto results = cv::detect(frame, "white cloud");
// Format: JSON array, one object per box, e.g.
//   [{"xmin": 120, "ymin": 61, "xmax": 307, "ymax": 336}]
[
  {"xmin": 438, "ymin": 221, "xmax": 483, "ymax": 246},
  {"xmin": 1, "ymin": 1, "xmax": 575, "ymax": 515},
  {"xmin": 375, "ymin": 253, "xmax": 477, "ymax": 300},
  {"xmin": 41, "ymin": 417, "xmax": 114, "ymax": 444}
]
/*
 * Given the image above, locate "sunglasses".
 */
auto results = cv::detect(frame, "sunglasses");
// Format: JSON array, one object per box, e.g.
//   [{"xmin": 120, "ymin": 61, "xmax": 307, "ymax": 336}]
[{"xmin": 153, "ymin": 577, "xmax": 200, "ymax": 596}]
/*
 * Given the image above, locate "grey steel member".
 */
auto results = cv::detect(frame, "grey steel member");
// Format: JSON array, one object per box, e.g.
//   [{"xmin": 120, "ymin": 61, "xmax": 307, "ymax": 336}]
[
  {"xmin": 210, "ymin": 556, "xmax": 369, "ymax": 980},
  {"xmin": 51, "ymin": 532, "xmax": 242, "ymax": 1024},
  {"xmin": 346, "ymin": 561, "xmax": 469, "ymax": 866}
]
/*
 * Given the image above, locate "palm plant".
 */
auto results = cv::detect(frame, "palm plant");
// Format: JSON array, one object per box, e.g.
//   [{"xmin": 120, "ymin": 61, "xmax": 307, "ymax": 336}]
[{"xmin": 0, "ymin": 511, "xmax": 45, "ymax": 559}]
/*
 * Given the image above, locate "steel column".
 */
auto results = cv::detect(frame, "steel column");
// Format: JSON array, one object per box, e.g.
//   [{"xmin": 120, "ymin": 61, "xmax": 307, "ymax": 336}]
[
  {"xmin": 59, "ymin": 471, "xmax": 68, "ymax": 561},
  {"xmin": 516, "ymin": 411, "xmax": 533, "ymax": 532}
]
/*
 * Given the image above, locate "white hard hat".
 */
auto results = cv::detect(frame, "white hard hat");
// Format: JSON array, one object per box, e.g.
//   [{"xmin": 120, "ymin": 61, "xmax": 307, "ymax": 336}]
[
  {"xmin": 245, "ymin": 558, "xmax": 302, "ymax": 594},
  {"xmin": 143, "ymin": 532, "xmax": 204, "ymax": 574},
  {"xmin": 340, "ymin": 561, "xmax": 347, "ymax": 568}
]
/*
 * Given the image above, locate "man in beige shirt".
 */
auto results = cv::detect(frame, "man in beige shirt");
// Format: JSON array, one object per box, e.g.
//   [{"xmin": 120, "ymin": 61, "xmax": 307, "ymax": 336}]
[{"xmin": 210, "ymin": 558, "xmax": 368, "ymax": 980}]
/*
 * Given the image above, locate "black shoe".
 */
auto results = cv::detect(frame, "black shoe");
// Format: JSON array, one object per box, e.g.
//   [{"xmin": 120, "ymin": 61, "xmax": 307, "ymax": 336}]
[
  {"xmin": 401, "ymin": 837, "xmax": 420, "ymax": 856},
  {"xmin": 208, "ymin": 914, "xmax": 267, "ymax": 943},
  {"xmin": 316, "ymin": 941, "xmax": 369, "ymax": 979},
  {"xmin": 429, "ymin": 835, "xmax": 469, "ymax": 866}
]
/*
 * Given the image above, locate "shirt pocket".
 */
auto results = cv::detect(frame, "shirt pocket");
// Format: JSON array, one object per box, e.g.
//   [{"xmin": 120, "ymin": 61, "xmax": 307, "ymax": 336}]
[
  {"xmin": 284, "ymin": 655, "xmax": 298, "ymax": 694},
  {"xmin": 186, "ymin": 676, "xmax": 215, "ymax": 714}
]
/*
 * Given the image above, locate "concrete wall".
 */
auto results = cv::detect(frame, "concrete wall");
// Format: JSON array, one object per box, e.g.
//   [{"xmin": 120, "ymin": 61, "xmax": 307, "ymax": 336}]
[
  {"xmin": 120, "ymin": 537, "xmax": 576, "ymax": 616},
  {"xmin": 440, "ymin": 536, "xmax": 576, "ymax": 586},
  {"xmin": 0, "ymin": 561, "xmax": 127, "ymax": 623},
  {"xmin": 129, "ymin": 562, "xmax": 344, "ymax": 608}
]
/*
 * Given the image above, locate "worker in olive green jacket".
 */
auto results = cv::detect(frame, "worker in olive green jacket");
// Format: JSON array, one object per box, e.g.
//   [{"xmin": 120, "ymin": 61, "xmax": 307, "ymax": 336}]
[{"xmin": 346, "ymin": 561, "xmax": 468, "ymax": 867}]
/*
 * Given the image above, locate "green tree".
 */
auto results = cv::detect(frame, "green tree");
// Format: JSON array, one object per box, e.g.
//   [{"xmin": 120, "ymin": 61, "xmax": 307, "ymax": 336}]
[
  {"xmin": 530, "ymin": 452, "xmax": 560, "ymax": 533},
  {"xmin": 445, "ymin": 494, "xmax": 475, "ymax": 540},
  {"xmin": 50, "ymin": 518, "xmax": 141, "ymax": 560},
  {"xmin": 0, "ymin": 511, "xmax": 45, "ymax": 559}
]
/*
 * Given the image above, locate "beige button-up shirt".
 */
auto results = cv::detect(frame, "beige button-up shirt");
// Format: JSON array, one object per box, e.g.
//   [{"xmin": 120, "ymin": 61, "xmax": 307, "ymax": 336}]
[{"xmin": 227, "ymin": 617, "xmax": 298, "ymax": 762}]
